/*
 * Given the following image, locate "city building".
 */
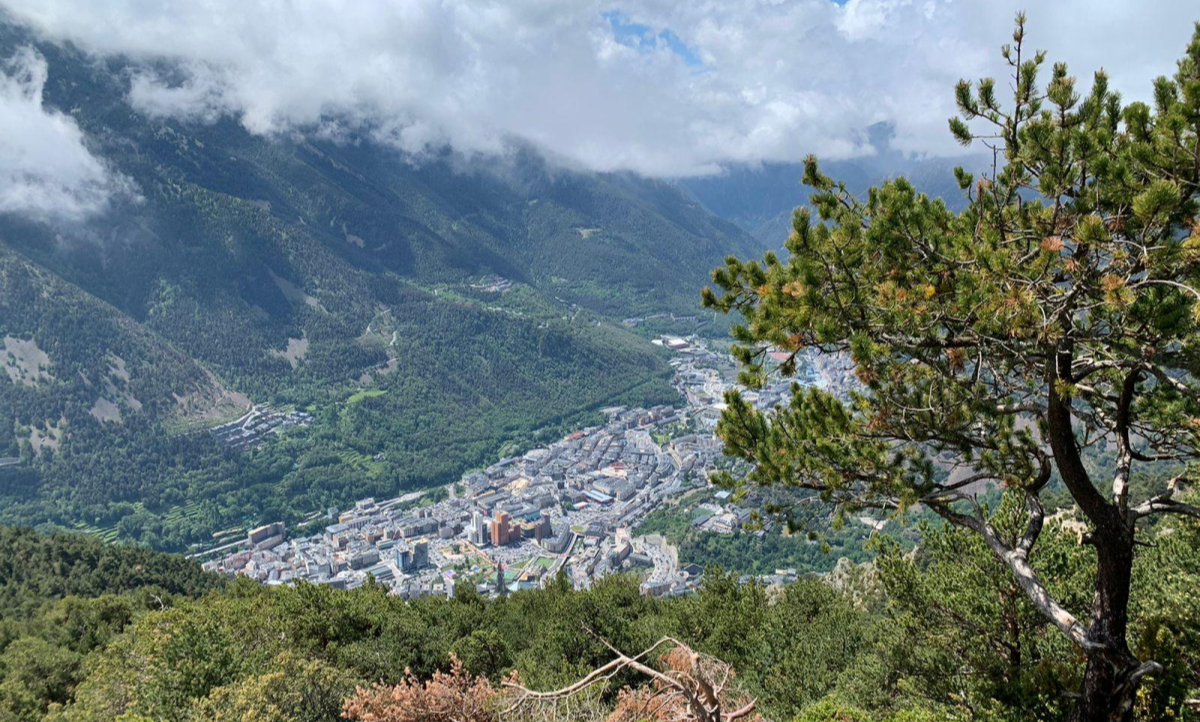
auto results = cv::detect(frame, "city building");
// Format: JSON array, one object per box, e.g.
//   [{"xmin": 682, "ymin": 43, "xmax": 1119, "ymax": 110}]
[{"xmin": 491, "ymin": 511, "xmax": 512, "ymax": 546}]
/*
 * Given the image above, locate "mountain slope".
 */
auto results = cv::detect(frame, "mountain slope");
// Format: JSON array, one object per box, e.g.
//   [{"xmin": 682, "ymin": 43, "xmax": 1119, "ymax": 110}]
[
  {"xmin": 0, "ymin": 22, "xmax": 758, "ymax": 549},
  {"xmin": 1, "ymin": 20, "xmax": 759, "ymax": 321}
]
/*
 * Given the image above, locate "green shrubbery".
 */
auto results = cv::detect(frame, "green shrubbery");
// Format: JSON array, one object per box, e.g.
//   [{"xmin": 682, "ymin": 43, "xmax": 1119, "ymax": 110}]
[{"xmin": 2, "ymin": 518, "xmax": 1197, "ymax": 721}]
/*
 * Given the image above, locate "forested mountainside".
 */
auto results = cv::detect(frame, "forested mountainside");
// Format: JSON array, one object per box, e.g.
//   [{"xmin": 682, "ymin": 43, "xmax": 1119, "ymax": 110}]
[
  {"xmin": 1, "ymin": 520, "xmax": 1197, "ymax": 722},
  {"xmin": 0, "ymin": 19, "xmax": 759, "ymax": 550},
  {"xmin": 0, "ymin": 526, "xmax": 224, "ymax": 621}
]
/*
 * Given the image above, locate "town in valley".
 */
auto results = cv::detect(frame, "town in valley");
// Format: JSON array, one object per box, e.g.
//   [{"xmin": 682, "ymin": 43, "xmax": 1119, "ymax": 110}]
[{"xmin": 198, "ymin": 337, "xmax": 834, "ymax": 599}]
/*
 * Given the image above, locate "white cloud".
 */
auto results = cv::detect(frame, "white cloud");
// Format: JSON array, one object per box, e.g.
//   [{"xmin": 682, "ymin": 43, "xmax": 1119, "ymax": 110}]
[
  {"xmin": 1, "ymin": 0, "xmax": 1196, "ymax": 177},
  {"xmin": 835, "ymin": 0, "xmax": 910, "ymax": 41},
  {"xmin": 0, "ymin": 46, "xmax": 133, "ymax": 222},
  {"xmin": 128, "ymin": 64, "xmax": 237, "ymax": 124}
]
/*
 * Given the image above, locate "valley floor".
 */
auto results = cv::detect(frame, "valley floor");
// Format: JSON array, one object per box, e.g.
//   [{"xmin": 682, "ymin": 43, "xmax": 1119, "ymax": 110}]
[{"xmin": 196, "ymin": 338, "xmax": 879, "ymax": 597}]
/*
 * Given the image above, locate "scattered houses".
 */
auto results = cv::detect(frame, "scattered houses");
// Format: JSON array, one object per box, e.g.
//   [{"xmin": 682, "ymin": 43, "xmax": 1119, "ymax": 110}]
[{"xmin": 210, "ymin": 404, "xmax": 312, "ymax": 450}]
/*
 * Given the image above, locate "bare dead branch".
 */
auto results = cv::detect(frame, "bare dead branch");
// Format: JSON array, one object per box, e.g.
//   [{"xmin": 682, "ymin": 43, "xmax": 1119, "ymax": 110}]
[{"xmin": 503, "ymin": 633, "xmax": 758, "ymax": 722}]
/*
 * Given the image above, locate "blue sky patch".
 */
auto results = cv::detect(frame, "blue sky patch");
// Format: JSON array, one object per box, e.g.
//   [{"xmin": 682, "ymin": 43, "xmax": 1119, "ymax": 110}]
[{"xmin": 604, "ymin": 10, "xmax": 703, "ymax": 67}]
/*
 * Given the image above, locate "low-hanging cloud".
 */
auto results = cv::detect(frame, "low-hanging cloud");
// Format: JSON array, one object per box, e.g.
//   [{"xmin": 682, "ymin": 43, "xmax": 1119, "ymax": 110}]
[
  {"xmin": 2, "ymin": 0, "xmax": 1196, "ymax": 177},
  {"xmin": 0, "ymin": 46, "xmax": 134, "ymax": 222}
]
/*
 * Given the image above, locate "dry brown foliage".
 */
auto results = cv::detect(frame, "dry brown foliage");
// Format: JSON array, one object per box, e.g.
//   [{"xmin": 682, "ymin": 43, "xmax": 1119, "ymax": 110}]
[
  {"xmin": 343, "ymin": 655, "xmax": 498, "ymax": 722},
  {"xmin": 342, "ymin": 636, "xmax": 755, "ymax": 722},
  {"xmin": 603, "ymin": 645, "xmax": 761, "ymax": 722}
]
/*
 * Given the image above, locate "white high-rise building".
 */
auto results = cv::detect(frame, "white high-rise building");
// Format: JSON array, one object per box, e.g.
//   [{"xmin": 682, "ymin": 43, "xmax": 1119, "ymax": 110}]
[{"xmin": 468, "ymin": 511, "xmax": 489, "ymax": 545}]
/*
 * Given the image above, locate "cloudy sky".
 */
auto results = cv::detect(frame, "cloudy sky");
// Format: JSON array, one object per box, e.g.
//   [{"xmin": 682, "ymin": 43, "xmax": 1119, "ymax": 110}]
[{"xmin": 0, "ymin": 0, "xmax": 1197, "ymax": 219}]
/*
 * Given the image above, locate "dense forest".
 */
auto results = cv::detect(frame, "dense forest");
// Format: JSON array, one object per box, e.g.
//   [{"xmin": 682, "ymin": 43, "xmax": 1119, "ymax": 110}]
[
  {"xmin": 0, "ymin": 514, "xmax": 1196, "ymax": 722},
  {"xmin": 636, "ymin": 504, "xmax": 917, "ymax": 576}
]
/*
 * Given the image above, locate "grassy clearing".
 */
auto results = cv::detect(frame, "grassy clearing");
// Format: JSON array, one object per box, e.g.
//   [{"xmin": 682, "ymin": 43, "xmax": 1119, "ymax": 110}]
[{"xmin": 347, "ymin": 389, "xmax": 387, "ymax": 404}]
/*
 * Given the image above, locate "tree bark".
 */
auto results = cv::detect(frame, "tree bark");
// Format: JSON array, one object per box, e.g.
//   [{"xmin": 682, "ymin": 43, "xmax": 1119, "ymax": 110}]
[
  {"xmin": 1047, "ymin": 350, "xmax": 1149, "ymax": 721},
  {"xmin": 1069, "ymin": 525, "xmax": 1140, "ymax": 722}
]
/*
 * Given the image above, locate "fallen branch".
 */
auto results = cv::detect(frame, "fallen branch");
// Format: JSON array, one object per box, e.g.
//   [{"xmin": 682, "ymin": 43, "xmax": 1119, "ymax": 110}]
[{"xmin": 503, "ymin": 630, "xmax": 758, "ymax": 722}]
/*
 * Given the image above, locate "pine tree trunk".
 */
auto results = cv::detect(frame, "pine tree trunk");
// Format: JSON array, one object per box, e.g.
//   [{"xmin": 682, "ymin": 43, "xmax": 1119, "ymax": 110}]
[{"xmin": 1070, "ymin": 526, "xmax": 1139, "ymax": 722}]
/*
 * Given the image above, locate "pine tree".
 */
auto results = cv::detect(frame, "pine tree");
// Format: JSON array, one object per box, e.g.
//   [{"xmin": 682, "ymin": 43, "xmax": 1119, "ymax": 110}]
[{"xmin": 703, "ymin": 14, "xmax": 1200, "ymax": 721}]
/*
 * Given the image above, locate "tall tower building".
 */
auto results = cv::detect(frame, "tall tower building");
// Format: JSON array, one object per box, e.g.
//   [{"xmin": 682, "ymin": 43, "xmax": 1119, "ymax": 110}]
[
  {"xmin": 491, "ymin": 510, "xmax": 511, "ymax": 546},
  {"xmin": 412, "ymin": 540, "xmax": 429, "ymax": 569},
  {"xmin": 470, "ymin": 511, "xmax": 489, "ymax": 546}
]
